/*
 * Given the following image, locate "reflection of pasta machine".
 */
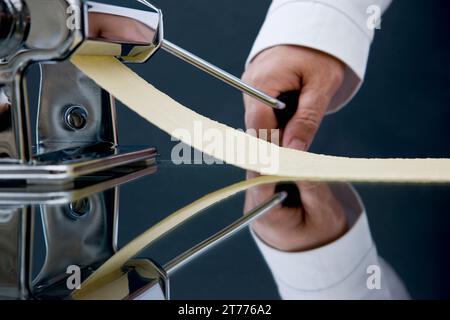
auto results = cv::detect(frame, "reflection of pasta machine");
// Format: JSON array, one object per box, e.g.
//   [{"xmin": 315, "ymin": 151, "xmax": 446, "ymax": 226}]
[
  {"xmin": 0, "ymin": 0, "xmax": 288, "ymax": 299},
  {"xmin": 0, "ymin": 0, "xmax": 284, "ymax": 186},
  {"xmin": 0, "ymin": 167, "xmax": 285, "ymax": 299}
]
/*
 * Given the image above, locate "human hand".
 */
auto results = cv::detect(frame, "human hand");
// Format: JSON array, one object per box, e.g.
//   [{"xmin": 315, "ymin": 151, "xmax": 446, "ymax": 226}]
[
  {"xmin": 242, "ymin": 45, "xmax": 345, "ymax": 150},
  {"xmin": 245, "ymin": 176, "xmax": 348, "ymax": 252}
]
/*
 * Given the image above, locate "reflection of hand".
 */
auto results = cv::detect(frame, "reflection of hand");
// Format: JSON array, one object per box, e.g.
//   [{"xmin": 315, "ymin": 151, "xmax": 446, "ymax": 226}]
[
  {"xmin": 88, "ymin": 13, "xmax": 155, "ymax": 44},
  {"xmin": 242, "ymin": 45, "xmax": 345, "ymax": 151},
  {"xmin": 0, "ymin": 104, "xmax": 8, "ymax": 114},
  {"xmin": 245, "ymin": 174, "xmax": 348, "ymax": 252}
]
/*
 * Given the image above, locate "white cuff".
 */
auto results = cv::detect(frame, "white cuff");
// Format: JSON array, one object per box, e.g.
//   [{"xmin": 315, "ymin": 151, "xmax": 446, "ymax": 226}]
[
  {"xmin": 247, "ymin": 1, "xmax": 376, "ymax": 113},
  {"xmin": 251, "ymin": 183, "xmax": 370, "ymax": 291}
]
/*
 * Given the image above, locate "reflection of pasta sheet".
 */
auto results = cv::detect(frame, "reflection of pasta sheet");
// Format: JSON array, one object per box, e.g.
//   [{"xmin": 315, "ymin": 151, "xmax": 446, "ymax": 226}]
[
  {"xmin": 70, "ymin": 55, "xmax": 448, "ymax": 299},
  {"xmin": 73, "ymin": 175, "xmax": 296, "ymax": 298}
]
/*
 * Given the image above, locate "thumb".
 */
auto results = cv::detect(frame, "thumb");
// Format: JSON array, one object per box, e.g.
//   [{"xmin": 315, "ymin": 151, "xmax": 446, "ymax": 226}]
[{"xmin": 282, "ymin": 87, "xmax": 329, "ymax": 150}]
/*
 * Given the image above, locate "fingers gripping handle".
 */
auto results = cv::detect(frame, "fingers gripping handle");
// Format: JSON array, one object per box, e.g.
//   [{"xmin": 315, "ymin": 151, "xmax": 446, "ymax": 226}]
[{"xmin": 275, "ymin": 91, "xmax": 301, "ymax": 129}]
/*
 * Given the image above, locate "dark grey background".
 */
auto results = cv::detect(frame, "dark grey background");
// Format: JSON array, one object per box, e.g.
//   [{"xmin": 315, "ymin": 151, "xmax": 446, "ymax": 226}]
[{"xmin": 29, "ymin": 0, "xmax": 450, "ymax": 299}]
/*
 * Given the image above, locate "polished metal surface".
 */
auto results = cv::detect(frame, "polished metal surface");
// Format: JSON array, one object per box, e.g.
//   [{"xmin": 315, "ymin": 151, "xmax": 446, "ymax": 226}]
[
  {"xmin": 0, "ymin": 205, "xmax": 33, "ymax": 299},
  {"xmin": 16, "ymin": 0, "xmax": 83, "ymax": 67},
  {"xmin": 64, "ymin": 106, "xmax": 89, "ymax": 131},
  {"xmin": 0, "ymin": 0, "xmax": 85, "ymax": 164},
  {"xmin": 0, "ymin": 165, "xmax": 158, "ymax": 205},
  {"xmin": 0, "ymin": 159, "xmax": 166, "ymax": 300},
  {"xmin": 124, "ymin": 259, "xmax": 168, "ymax": 300},
  {"xmin": 32, "ymin": 190, "xmax": 118, "ymax": 299},
  {"xmin": 85, "ymin": 0, "xmax": 163, "ymax": 62},
  {"xmin": 0, "ymin": 79, "xmax": 31, "ymax": 163},
  {"xmin": 0, "ymin": 0, "xmax": 30, "ymax": 61},
  {"xmin": 0, "ymin": 0, "xmax": 158, "ymax": 184},
  {"xmin": 0, "ymin": 145, "xmax": 157, "ymax": 184},
  {"xmin": 37, "ymin": 60, "xmax": 118, "ymax": 153},
  {"xmin": 0, "ymin": 162, "xmax": 163, "ymax": 300}
]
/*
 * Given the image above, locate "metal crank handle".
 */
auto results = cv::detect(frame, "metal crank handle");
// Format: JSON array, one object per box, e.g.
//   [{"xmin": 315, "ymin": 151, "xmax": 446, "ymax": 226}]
[{"xmin": 161, "ymin": 40, "xmax": 286, "ymax": 110}]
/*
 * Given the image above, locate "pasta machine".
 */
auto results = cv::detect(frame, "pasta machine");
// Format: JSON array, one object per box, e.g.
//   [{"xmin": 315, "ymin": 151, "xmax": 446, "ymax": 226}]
[{"xmin": 0, "ymin": 0, "xmax": 289, "ymax": 299}]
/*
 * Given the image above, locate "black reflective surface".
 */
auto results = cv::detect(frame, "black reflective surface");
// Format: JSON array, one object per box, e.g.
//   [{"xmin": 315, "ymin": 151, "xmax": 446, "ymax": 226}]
[{"xmin": 118, "ymin": 166, "xmax": 450, "ymax": 299}]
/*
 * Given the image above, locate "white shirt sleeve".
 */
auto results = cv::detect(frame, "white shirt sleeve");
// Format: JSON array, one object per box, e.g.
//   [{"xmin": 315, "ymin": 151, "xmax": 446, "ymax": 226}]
[
  {"xmin": 251, "ymin": 183, "xmax": 410, "ymax": 300},
  {"xmin": 247, "ymin": 0, "xmax": 392, "ymax": 112}
]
